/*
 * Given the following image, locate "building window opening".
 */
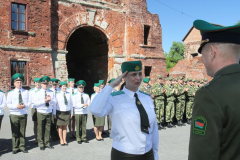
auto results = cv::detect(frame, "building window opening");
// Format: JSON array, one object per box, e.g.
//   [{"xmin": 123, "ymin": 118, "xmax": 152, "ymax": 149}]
[
  {"xmin": 144, "ymin": 25, "xmax": 150, "ymax": 45},
  {"xmin": 11, "ymin": 3, "xmax": 26, "ymax": 31},
  {"xmin": 145, "ymin": 66, "xmax": 152, "ymax": 77},
  {"xmin": 11, "ymin": 61, "xmax": 26, "ymax": 85}
]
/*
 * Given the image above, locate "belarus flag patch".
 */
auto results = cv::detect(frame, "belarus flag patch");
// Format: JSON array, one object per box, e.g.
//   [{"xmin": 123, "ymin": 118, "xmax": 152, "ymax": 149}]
[{"xmin": 193, "ymin": 116, "xmax": 207, "ymax": 136}]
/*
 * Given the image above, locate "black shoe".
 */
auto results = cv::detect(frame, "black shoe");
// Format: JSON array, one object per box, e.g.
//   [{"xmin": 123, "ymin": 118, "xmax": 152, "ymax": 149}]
[
  {"xmin": 21, "ymin": 149, "xmax": 28, "ymax": 153},
  {"xmin": 167, "ymin": 123, "xmax": 172, "ymax": 128},
  {"xmin": 12, "ymin": 150, "xmax": 18, "ymax": 154},
  {"xmin": 64, "ymin": 143, "xmax": 68, "ymax": 146},
  {"xmin": 61, "ymin": 144, "xmax": 65, "ymax": 146},
  {"xmin": 102, "ymin": 131, "xmax": 107, "ymax": 135},
  {"xmin": 180, "ymin": 120, "xmax": 186, "ymax": 126},
  {"xmin": 159, "ymin": 124, "xmax": 166, "ymax": 130},
  {"xmin": 187, "ymin": 119, "xmax": 191, "ymax": 124},
  {"xmin": 96, "ymin": 138, "xmax": 101, "ymax": 141},
  {"xmin": 170, "ymin": 122, "xmax": 176, "ymax": 128},
  {"xmin": 189, "ymin": 119, "xmax": 192, "ymax": 123},
  {"xmin": 78, "ymin": 141, "xmax": 82, "ymax": 144},
  {"xmin": 82, "ymin": 140, "xmax": 89, "ymax": 143},
  {"xmin": 100, "ymin": 139, "xmax": 104, "ymax": 141},
  {"xmin": 177, "ymin": 120, "xmax": 182, "ymax": 126},
  {"xmin": 46, "ymin": 145, "xmax": 54, "ymax": 149},
  {"xmin": 158, "ymin": 124, "xmax": 161, "ymax": 130},
  {"xmin": 40, "ymin": 147, "xmax": 45, "ymax": 150}
]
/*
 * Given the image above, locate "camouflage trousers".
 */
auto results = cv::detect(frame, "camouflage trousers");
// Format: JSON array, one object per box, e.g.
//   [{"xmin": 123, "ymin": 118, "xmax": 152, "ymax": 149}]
[
  {"xmin": 154, "ymin": 100, "xmax": 165, "ymax": 123},
  {"xmin": 186, "ymin": 101, "xmax": 194, "ymax": 119},
  {"xmin": 176, "ymin": 100, "xmax": 185, "ymax": 120},
  {"xmin": 165, "ymin": 101, "xmax": 175, "ymax": 123}
]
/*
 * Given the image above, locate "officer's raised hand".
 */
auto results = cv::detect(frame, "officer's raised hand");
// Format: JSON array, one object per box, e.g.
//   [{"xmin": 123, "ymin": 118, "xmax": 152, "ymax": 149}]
[{"xmin": 109, "ymin": 71, "xmax": 128, "ymax": 88}]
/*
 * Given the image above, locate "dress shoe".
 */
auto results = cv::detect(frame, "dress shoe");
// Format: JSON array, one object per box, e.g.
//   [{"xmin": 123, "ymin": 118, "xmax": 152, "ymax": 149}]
[
  {"xmin": 100, "ymin": 139, "xmax": 104, "ymax": 141},
  {"xmin": 12, "ymin": 150, "xmax": 18, "ymax": 154},
  {"xmin": 96, "ymin": 138, "xmax": 101, "ymax": 141},
  {"xmin": 61, "ymin": 144, "xmax": 65, "ymax": 146},
  {"xmin": 82, "ymin": 140, "xmax": 89, "ymax": 143},
  {"xmin": 46, "ymin": 145, "xmax": 54, "ymax": 149},
  {"xmin": 78, "ymin": 141, "xmax": 82, "ymax": 144},
  {"xmin": 40, "ymin": 147, "xmax": 45, "ymax": 150},
  {"xmin": 21, "ymin": 150, "xmax": 28, "ymax": 153},
  {"xmin": 64, "ymin": 143, "xmax": 68, "ymax": 146}
]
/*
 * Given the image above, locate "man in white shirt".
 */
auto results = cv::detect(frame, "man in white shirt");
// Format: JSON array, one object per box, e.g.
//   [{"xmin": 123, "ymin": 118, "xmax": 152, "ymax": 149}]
[
  {"xmin": 34, "ymin": 76, "xmax": 56, "ymax": 150},
  {"xmin": 49, "ymin": 78, "xmax": 60, "ymax": 141},
  {"xmin": 28, "ymin": 78, "xmax": 41, "ymax": 144},
  {"xmin": 7, "ymin": 73, "xmax": 29, "ymax": 154},
  {"xmin": 0, "ymin": 89, "xmax": 6, "ymax": 146},
  {"xmin": 72, "ymin": 80, "xmax": 91, "ymax": 144}
]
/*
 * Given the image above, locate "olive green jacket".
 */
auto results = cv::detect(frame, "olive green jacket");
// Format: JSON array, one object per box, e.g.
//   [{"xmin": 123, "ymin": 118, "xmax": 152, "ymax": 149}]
[
  {"xmin": 152, "ymin": 83, "xmax": 165, "ymax": 100},
  {"xmin": 164, "ymin": 84, "xmax": 175, "ymax": 102},
  {"xmin": 189, "ymin": 64, "xmax": 240, "ymax": 160}
]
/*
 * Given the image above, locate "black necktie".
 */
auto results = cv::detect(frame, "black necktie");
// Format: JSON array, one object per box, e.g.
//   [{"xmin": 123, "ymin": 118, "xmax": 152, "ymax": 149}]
[
  {"xmin": 72, "ymin": 89, "xmax": 74, "ymax": 95},
  {"xmin": 81, "ymin": 93, "xmax": 84, "ymax": 104},
  {"xmin": 45, "ymin": 91, "xmax": 49, "ymax": 107},
  {"xmin": 55, "ymin": 89, "xmax": 57, "ymax": 94},
  {"xmin": 64, "ymin": 93, "xmax": 68, "ymax": 105},
  {"xmin": 134, "ymin": 93, "xmax": 150, "ymax": 134},
  {"xmin": 19, "ymin": 90, "xmax": 23, "ymax": 104}
]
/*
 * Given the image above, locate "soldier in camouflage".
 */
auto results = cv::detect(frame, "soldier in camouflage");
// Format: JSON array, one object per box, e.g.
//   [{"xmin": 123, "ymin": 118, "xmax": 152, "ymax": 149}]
[
  {"xmin": 185, "ymin": 78, "xmax": 195, "ymax": 124},
  {"xmin": 140, "ymin": 77, "xmax": 153, "ymax": 97},
  {"xmin": 152, "ymin": 75, "xmax": 166, "ymax": 130}
]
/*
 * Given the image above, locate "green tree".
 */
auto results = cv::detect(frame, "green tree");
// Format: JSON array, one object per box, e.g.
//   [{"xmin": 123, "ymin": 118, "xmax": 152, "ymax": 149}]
[
  {"xmin": 164, "ymin": 41, "xmax": 185, "ymax": 72},
  {"xmin": 235, "ymin": 20, "xmax": 240, "ymax": 25}
]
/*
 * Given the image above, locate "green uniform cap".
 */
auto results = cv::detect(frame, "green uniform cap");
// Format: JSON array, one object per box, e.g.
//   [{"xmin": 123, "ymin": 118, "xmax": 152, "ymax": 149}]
[
  {"xmin": 121, "ymin": 61, "xmax": 142, "ymax": 73},
  {"xmin": 40, "ymin": 76, "xmax": 51, "ymax": 83},
  {"xmin": 165, "ymin": 77, "xmax": 169, "ymax": 81},
  {"xmin": 143, "ymin": 78, "xmax": 150, "ymax": 83},
  {"xmin": 178, "ymin": 76, "xmax": 183, "ymax": 80},
  {"xmin": 11, "ymin": 73, "xmax": 24, "ymax": 83},
  {"xmin": 34, "ymin": 78, "xmax": 41, "ymax": 83},
  {"xmin": 157, "ymin": 75, "xmax": 162, "ymax": 79},
  {"xmin": 183, "ymin": 79, "xmax": 187, "ymax": 82},
  {"xmin": 94, "ymin": 83, "xmax": 101, "ymax": 87},
  {"xmin": 203, "ymin": 78, "xmax": 208, "ymax": 82},
  {"xmin": 76, "ymin": 80, "xmax": 86, "ymax": 87},
  {"xmin": 168, "ymin": 77, "xmax": 173, "ymax": 81},
  {"xmin": 99, "ymin": 80, "xmax": 104, "ymax": 85},
  {"xmin": 68, "ymin": 78, "xmax": 75, "ymax": 82},
  {"xmin": 187, "ymin": 78, "xmax": 192, "ymax": 82},
  {"xmin": 60, "ymin": 81, "xmax": 67, "ymax": 86},
  {"xmin": 192, "ymin": 79, "xmax": 196, "ymax": 82},
  {"xmin": 107, "ymin": 78, "xmax": 115, "ymax": 83},
  {"xmin": 193, "ymin": 20, "xmax": 240, "ymax": 53},
  {"xmin": 173, "ymin": 78, "xmax": 178, "ymax": 81},
  {"xmin": 51, "ymin": 78, "xmax": 60, "ymax": 84}
]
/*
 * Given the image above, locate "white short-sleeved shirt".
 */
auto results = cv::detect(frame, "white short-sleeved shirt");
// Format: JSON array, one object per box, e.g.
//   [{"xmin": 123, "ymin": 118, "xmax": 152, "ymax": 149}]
[
  {"xmin": 53, "ymin": 91, "xmax": 73, "ymax": 115},
  {"xmin": 0, "ymin": 91, "xmax": 6, "ymax": 115},
  {"xmin": 90, "ymin": 86, "xmax": 159, "ymax": 160},
  {"xmin": 72, "ymin": 92, "xmax": 91, "ymax": 114}
]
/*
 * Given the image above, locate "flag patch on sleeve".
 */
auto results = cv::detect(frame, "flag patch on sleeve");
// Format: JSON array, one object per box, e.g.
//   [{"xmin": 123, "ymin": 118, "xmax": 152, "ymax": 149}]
[{"xmin": 193, "ymin": 116, "xmax": 207, "ymax": 136}]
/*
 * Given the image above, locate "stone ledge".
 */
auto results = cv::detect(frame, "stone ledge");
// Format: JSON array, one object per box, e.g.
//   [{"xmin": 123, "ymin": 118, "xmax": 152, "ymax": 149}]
[
  {"xmin": 12, "ymin": 30, "xmax": 36, "ymax": 37},
  {"xmin": 139, "ymin": 44, "xmax": 156, "ymax": 48}
]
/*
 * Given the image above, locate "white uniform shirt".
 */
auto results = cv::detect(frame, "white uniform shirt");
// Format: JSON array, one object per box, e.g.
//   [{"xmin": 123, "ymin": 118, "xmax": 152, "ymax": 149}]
[
  {"xmin": 49, "ymin": 87, "xmax": 61, "ymax": 96},
  {"xmin": 66, "ymin": 87, "xmax": 78, "ymax": 95},
  {"xmin": 0, "ymin": 91, "xmax": 6, "ymax": 115},
  {"xmin": 34, "ymin": 89, "xmax": 56, "ymax": 114},
  {"xmin": 28, "ymin": 87, "xmax": 40, "ymax": 109},
  {"xmin": 53, "ymin": 91, "xmax": 73, "ymax": 115},
  {"xmin": 72, "ymin": 92, "xmax": 91, "ymax": 115},
  {"xmin": 90, "ymin": 92, "xmax": 98, "ymax": 103},
  {"xmin": 90, "ymin": 85, "xmax": 159, "ymax": 160},
  {"xmin": 7, "ymin": 88, "xmax": 29, "ymax": 115}
]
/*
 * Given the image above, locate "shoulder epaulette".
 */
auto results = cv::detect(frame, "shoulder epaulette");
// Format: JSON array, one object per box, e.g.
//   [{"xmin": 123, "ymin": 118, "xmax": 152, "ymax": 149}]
[
  {"xmin": 91, "ymin": 93, "xmax": 96, "ymax": 95},
  {"xmin": 0, "ymin": 90, "xmax": 5, "ymax": 94},
  {"xmin": 30, "ymin": 88, "xmax": 35, "ymax": 91},
  {"xmin": 202, "ymin": 75, "xmax": 220, "ymax": 89},
  {"xmin": 67, "ymin": 88, "xmax": 70, "ymax": 89},
  {"xmin": 111, "ymin": 90, "xmax": 125, "ymax": 96},
  {"xmin": 48, "ymin": 89, "xmax": 53, "ymax": 92},
  {"xmin": 56, "ymin": 91, "xmax": 60, "ymax": 94},
  {"xmin": 35, "ymin": 89, "xmax": 40, "ymax": 93},
  {"xmin": 73, "ymin": 93, "xmax": 77, "ymax": 96},
  {"xmin": 139, "ymin": 91, "xmax": 151, "ymax": 97},
  {"xmin": 8, "ymin": 89, "xmax": 14, "ymax": 93}
]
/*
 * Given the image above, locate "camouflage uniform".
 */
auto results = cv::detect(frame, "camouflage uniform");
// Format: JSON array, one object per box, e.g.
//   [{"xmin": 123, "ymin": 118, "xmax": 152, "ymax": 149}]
[
  {"xmin": 186, "ymin": 84, "xmax": 195, "ymax": 123},
  {"xmin": 164, "ymin": 84, "xmax": 176, "ymax": 127},
  {"xmin": 140, "ymin": 85, "xmax": 152, "ymax": 95},
  {"xmin": 175, "ymin": 84, "xmax": 186, "ymax": 125}
]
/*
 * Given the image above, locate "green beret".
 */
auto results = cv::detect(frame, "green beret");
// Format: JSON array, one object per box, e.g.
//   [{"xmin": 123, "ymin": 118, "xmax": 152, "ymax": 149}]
[
  {"xmin": 11, "ymin": 73, "xmax": 24, "ymax": 83},
  {"xmin": 40, "ymin": 76, "xmax": 51, "ymax": 83},
  {"xmin": 68, "ymin": 78, "xmax": 75, "ymax": 82},
  {"xmin": 187, "ymin": 78, "xmax": 192, "ymax": 82},
  {"xmin": 94, "ymin": 83, "xmax": 101, "ymax": 87},
  {"xmin": 178, "ymin": 76, "xmax": 183, "ymax": 80},
  {"xmin": 157, "ymin": 75, "xmax": 162, "ymax": 79},
  {"xmin": 121, "ymin": 61, "xmax": 142, "ymax": 73},
  {"xmin": 59, "ymin": 81, "xmax": 67, "ymax": 86},
  {"xmin": 107, "ymin": 78, "xmax": 115, "ymax": 83},
  {"xmin": 193, "ymin": 20, "xmax": 240, "ymax": 53},
  {"xmin": 192, "ymin": 79, "xmax": 196, "ymax": 82},
  {"xmin": 76, "ymin": 80, "xmax": 86, "ymax": 87},
  {"xmin": 173, "ymin": 78, "xmax": 178, "ymax": 81},
  {"xmin": 99, "ymin": 80, "xmax": 104, "ymax": 84},
  {"xmin": 51, "ymin": 78, "xmax": 60, "ymax": 84},
  {"xmin": 164, "ymin": 77, "xmax": 169, "ymax": 81},
  {"xmin": 143, "ymin": 78, "xmax": 150, "ymax": 83},
  {"xmin": 183, "ymin": 79, "xmax": 187, "ymax": 82},
  {"xmin": 168, "ymin": 77, "xmax": 173, "ymax": 81},
  {"xmin": 34, "ymin": 78, "xmax": 41, "ymax": 83}
]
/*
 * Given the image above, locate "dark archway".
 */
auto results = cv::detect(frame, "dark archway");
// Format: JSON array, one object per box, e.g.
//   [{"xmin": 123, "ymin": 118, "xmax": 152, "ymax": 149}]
[{"xmin": 66, "ymin": 27, "xmax": 108, "ymax": 94}]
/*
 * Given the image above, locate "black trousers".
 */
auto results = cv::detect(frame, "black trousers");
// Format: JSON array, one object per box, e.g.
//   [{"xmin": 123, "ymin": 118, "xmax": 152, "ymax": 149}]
[{"xmin": 111, "ymin": 147, "xmax": 154, "ymax": 160}]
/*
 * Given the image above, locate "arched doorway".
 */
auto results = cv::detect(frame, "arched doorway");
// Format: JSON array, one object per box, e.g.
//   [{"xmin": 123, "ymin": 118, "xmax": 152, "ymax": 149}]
[{"xmin": 66, "ymin": 27, "xmax": 109, "ymax": 94}]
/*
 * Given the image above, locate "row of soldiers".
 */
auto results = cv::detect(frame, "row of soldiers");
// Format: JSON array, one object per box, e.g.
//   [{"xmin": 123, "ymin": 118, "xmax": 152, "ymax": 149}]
[{"xmin": 140, "ymin": 75, "xmax": 208, "ymax": 129}]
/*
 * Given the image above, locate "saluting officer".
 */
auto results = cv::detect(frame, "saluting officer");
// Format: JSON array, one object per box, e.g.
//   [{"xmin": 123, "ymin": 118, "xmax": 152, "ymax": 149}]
[
  {"xmin": 0, "ymin": 88, "xmax": 6, "ymax": 147},
  {"xmin": 34, "ymin": 76, "xmax": 56, "ymax": 150},
  {"xmin": 72, "ymin": 80, "xmax": 91, "ymax": 144},
  {"xmin": 28, "ymin": 78, "xmax": 41, "ymax": 144},
  {"xmin": 7, "ymin": 73, "xmax": 29, "ymax": 154},
  {"xmin": 49, "ymin": 78, "xmax": 60, "ymax": 141},
  {"xmin": 53, "ymin": 81, "xmax": 73, "ymax": 146},
  {"xmin": 66, "ymin": 78, "xmax": 77, "ymax": 139}
]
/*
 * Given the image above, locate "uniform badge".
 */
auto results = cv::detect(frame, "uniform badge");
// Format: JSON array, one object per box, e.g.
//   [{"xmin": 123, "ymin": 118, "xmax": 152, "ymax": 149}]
[
  {"xmin": 137, "ymin": 101, "xmax": 141, "ymax": 105},
  {"xmin": 135, "ymin": 66, "xmax": 140, "ymax": 71},
  {"xmin": 193, "ymin": 116, "xmax": 207, "ymax": 136}
]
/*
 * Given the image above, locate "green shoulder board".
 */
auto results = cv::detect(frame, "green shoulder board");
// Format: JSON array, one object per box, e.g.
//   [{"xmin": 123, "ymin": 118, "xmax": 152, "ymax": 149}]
[
  {"xmin": 139, "ymin": 91, "xmax": 151, "ymax": 97},
  {"xmin": 111, "ymin": 90, "xmax": 125, "ymax": 96},
  {"xmin": 8, "ymin": 89, "xmax": 14, "ymax": 93},
  {"xmin": 30, "ymin": 88, "xmax": 35, "ymax": 91},
  {"xmin": 72, "ymin": 93, "xmax": 77, "ymax": 96},
  {"xmin": 35, "ymin": 89, "xmax": 40, "ymax": 93},
  {"xmin": 202, "ymin": 75, "xmax": 220, "ymax": 89},
  {"xmin": 91, "ymin": 93, "xmax": 96, "ymax": 96},
  {"xmin": 56, "ymin": 91, "xmax": 60, "ymax": 94},
  {"xmin": 0, "ymin": 90, "xmax": 5, "ymax": 94}
]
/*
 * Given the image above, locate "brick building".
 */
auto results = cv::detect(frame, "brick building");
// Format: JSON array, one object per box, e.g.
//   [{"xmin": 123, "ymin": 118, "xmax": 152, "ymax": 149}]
[
  {"xmin": 169, "ymin": 26, "xmax": 211, "ymax": 80},
  {"xmin": 0, "ymin": 0, "xmax": 166, "ymax": 93}
]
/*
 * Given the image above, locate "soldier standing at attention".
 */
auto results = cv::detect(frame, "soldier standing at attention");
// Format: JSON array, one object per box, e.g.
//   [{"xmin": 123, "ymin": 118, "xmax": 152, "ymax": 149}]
[
  {"xmin": 66, "ymin": 78, "xmax": 77, "ymax": 139},
  {"xmin": 72, "ymin": 80, "xmax": 91, "ymax": 144},
  {"xmin": 34, "ymin": 76, "xmax": 56, "ymax": 150},
  {"xmin": 175, "ymin": 76, "xmax": 188, "ymax": 126},
  {"xmin": 140, "ymin": 77, "xmax": 154, "ymax": 99},
  {"xmin": 189, "ymin": 20, "xmax": 240, "ymax": 160},
  {"xmin": 7, "ymin": 73, "xmax": 29, "ymax": 154},
  {"xmin": 0, "ymin": 87, "xmax": 6, "ymax": 148},
  {"xmin": 28, "ymin": 78, "xmax": 41, "ymax": 144},
  {"xmin": 185, "ymin": 78, "xmax": 195, "ymax": 124},
  {"xmin": 164, "ymin": 77, "xmax": 176, "ymax": 128},
  {"xmin": 152, "ymin": 75, "xmax": 166, "ymax": 130},
  {"xmin": 49, "ymin": 78, "xmax": 60, "ymax": 141}
]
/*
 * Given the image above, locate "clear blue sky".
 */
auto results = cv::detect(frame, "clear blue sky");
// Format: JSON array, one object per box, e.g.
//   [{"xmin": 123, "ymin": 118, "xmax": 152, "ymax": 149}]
[{"xmin": 146, "ymin": 0, "xmax": 240, "ymax": 53}]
